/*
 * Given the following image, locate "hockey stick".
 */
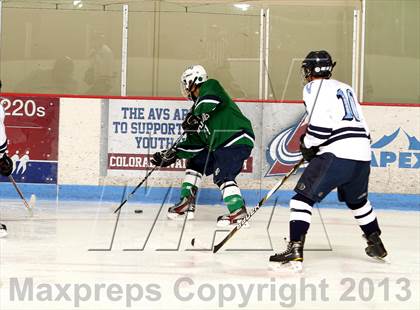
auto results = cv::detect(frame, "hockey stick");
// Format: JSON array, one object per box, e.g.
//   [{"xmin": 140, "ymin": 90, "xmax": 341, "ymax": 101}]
[
  {"xmin": 213, "ymin": 79, "xmax": 325, "ymax": 253},
  {"xmin": 113, "ymin": 133, "xmax": 186, "ymax": 214},
  {"xmin": 213, "ymin": 159, "xmax": 304, "ymax": 253},
  {"xmin": 8, "ymin": 175, "xmax": 32, "ymax": 210}
]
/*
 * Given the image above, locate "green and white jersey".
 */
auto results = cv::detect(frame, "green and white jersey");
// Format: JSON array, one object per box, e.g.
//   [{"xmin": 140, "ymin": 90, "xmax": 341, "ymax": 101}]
[{"xmin": 177, "ymin": 79, "xmax": 254, "ymax": 159}]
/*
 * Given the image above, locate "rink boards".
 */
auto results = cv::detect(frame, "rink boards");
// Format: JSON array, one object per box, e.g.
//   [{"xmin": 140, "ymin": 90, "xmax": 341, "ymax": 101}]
[{"xmin": 0, "ymin": 94, "xmax": 419, "ymax": 209}]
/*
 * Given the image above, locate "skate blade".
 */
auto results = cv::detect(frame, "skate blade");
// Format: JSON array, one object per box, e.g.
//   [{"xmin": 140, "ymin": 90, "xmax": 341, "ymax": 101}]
[
  {"xmin": 366, "ymin": 249, "xmax": 388, "ymax": 263},
  {"xmin": 269, "ymin": 261, "xmax": 303, "ymax": 273},
  {"xmin": 216, "ymin": 220, "xmax": 250, "ymax": 228},
  {"xmin": 370, "ymin": 255, "xmax": 388, "ymax": 263},
  {"xmin": 167, "ymin": 211, "xmax": 195, "ymax": 221}
]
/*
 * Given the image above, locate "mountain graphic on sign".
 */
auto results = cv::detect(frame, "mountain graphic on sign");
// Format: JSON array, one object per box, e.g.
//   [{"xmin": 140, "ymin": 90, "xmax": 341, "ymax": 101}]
[
  {"xmin": 371, "ymin": 128, "xmax": 419, "ymax": 150},
  {"xmin": 371, "ymin": 128, "xmax": 400, "ymax": 149},
  {"xmin": 404, "ymin": 131, "xmax": 420, "ymax": 150}
]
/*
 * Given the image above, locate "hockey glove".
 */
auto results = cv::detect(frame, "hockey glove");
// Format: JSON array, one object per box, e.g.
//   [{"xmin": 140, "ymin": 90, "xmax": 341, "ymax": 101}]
[
  {"xmin": 0, "ymin": 153, "xmax": 13, "ymax": 177},
  {"xmin": 299, "ymin": 135, "xmax": 319, "ymax": 162},
  {"xmin": 151, "ymin": 149, "xmax": 178, "ymax": 167},
  {"xmin": 182, "ymin": 112, "xmax": 203, "ymax": 132}
]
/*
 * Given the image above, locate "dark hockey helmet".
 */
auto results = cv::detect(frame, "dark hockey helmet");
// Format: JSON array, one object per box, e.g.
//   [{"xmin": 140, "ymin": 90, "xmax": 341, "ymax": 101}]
[{"xmin": 301, "ymin": 50, "xmax": 336, "ymax": 80}]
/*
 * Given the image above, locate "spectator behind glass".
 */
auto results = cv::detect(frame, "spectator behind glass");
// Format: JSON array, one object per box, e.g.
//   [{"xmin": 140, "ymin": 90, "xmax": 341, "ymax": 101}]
[
  {"xmin": 84, "ymin": 32, "xmax": 116, "ymax": 95},
  {"xmin": 14, "ymin": 56, "xmax": 78, "ymax": 94}
]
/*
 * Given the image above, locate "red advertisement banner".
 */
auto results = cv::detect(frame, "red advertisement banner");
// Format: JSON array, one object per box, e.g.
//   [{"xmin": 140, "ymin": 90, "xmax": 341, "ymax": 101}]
[{"xmin": 0, "ymin": 95, "xmax": 59, "ymax": 183}]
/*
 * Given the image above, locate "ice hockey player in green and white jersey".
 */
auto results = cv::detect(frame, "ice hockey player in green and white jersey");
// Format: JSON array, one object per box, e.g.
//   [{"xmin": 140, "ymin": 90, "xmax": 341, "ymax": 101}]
[{"xmin": 151, "ymin": 65, "xmax": 255, "ymax": 226}]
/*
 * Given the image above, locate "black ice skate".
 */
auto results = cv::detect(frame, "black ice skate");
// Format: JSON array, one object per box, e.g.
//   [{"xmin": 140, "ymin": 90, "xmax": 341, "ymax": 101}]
[
  {"xmin": 364, "ymin": 231, "xmax": 387, "ymax": 260},
  {"xmin": 167, "ymin": 188, "xmax": 196, "ymax": 220},
  {"xmin": 0, "ymin": 223, "xmax": 7, "ymax": 238},
  {"xmin": 269, "ymin": 237, "xmax": 305, "ymax": 272},
  {"xmin": 216, "ymin": 206, "xmax": 249, "ymax": 227}
]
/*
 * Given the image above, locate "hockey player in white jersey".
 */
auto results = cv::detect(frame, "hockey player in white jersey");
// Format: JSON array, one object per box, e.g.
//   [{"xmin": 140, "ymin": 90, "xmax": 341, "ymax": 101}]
[
  {"xmin": 0, "ymin": 80, "xmax": 14, "ymax": 238},
  {"xmin": 269, "ymin": 50, "xmax": 387, "ymax": 270}
]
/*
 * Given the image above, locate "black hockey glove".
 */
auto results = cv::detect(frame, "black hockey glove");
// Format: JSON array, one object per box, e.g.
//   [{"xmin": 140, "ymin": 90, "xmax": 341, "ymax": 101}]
[
  {"xmin": 0, "ymin": 153, "xmax": 13, "ymax": 177},
  {"xmin": 299, "ymin": 135, "xmax": 319, "ymax": 162},
  {"xmin": 151, "ymin": 149, "xmax": 178, "ymax": 167},
  {"xmin": 182, "ymin": 112, "xmax": 203, "ymax": 132}
]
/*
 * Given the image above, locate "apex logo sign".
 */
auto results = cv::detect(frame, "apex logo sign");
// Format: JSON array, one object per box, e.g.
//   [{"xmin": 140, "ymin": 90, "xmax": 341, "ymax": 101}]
[{"xmin": 371, "ymin": 128, "xmax": 420, "ymax": 169}]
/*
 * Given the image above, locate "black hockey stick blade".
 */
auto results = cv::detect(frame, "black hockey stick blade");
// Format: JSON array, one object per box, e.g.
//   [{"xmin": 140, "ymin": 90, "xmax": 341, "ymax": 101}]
[
  {"xmin": 113, "ymin": 133, "xmax": 186, "ymax": 214},
  {"xmin": 113, "ymin": 166, "xmax": 156, "ymax": 214},
  {"xmin": 213, "ymin": 226, "xmax": 238, "ymax": 253}
]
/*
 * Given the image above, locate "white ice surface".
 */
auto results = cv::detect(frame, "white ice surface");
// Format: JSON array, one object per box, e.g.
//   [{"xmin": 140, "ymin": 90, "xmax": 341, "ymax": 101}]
[{"xmin": 0, "ymin": 198, "xmax": 419, "ymax": 310}]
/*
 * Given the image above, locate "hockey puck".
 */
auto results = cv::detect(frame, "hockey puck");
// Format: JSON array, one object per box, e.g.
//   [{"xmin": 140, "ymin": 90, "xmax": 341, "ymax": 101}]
[
  {"xmin": 134, "ymin": 209, "xmax": 143, "ymax": 214},
  {"xmin": 191, "ymin": 238, "xmax": 195, "ymax": 246}
]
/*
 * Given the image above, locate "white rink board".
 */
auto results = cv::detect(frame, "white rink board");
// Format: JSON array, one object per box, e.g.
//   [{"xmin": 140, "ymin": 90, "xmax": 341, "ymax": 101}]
[
  {"xmin": 363, "ymin": 105, "xmax": 420, "ymax": 193},
  {"xmin": 56, "ymin": 97, "xmax": 419, "ymax": 193}
]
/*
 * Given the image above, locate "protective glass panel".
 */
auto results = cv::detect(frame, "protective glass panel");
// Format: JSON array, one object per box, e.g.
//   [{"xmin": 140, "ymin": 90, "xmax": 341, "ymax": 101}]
[
  {"xmin": 1, "ymin": 5, "xmax": 122, "ymax": 96},
  {"xmin": 364, "ymin": 0, "xmax": 420, "ymax": 103},
  {"xmin": 268, "ymin": 2, "xmax": 358, "ymax": 101},
  {"xmin": 127, "ymin": 2, "xmax": 261, "ymax": 99}
]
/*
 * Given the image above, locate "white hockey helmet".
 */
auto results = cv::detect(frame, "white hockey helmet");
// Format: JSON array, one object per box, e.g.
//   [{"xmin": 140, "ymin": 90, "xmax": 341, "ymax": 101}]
[{"xmin": 180, "ymin": 65, "xmax": 208, "ymax": 98}]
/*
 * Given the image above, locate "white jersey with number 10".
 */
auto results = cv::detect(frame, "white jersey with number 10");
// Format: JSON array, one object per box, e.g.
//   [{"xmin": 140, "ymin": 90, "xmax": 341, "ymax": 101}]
[{"xmin": 303, "ymin": 78, "xmax": 371, "ymax": 161}]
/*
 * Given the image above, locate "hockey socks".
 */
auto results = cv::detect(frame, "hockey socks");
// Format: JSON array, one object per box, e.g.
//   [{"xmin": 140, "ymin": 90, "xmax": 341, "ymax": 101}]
[
  {"xmin": 347, "ymin": 200, "xmax": 381, "ymax": 237},
  {"xmin": 289, "ymin": 194, "xmax": 315, "ymax": 241},
  {"xmin": 180, "ymin": 169, "xmax": 202, "ymax": 198},
  {"xmin": 224, "ymin": 195, "xmax": 244, "ymax": 213},
  {"xmin": 180, "ymin": 182, "xmax": 197, "ymax": 199},
  {"xmin": 219, "ymin": 181, "xmax": 245, "ymax": 213}
]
